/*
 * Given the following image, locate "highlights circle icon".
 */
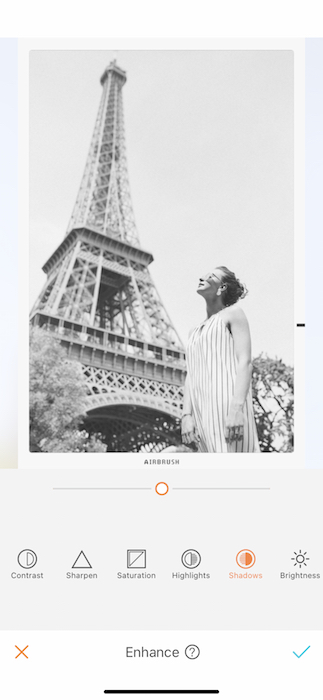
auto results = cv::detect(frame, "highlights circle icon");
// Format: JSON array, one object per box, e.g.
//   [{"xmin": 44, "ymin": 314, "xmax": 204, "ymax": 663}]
[
  {"xmin": 236, "ymin": 549, "xmax": 256, "ymax": 569},
  {"xmin": 182, "ymin": 549, "xmax": 201, "ymax": 569}
]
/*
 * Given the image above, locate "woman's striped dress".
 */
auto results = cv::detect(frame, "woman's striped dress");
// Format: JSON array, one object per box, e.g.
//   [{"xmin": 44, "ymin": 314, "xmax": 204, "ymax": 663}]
[{"xmin": 186, "ymin": 313, "xmax": 260, "ymax": 453}]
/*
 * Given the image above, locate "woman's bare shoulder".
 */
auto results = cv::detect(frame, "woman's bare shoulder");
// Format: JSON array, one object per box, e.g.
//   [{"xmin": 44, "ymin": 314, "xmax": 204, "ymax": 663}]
[{"xmin": 221, "ymin": 304, "xmax": 248, "ymax": 325}]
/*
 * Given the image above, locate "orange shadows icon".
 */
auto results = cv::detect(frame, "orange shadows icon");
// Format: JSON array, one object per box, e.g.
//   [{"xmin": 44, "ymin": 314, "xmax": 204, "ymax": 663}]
[
  {"xmin": 236, "ymin": 549, "xmax": 256, "ymax": 569},
  {"xmin": 15, "ymin": 645, "xmax": 29, "ymax": 659}
]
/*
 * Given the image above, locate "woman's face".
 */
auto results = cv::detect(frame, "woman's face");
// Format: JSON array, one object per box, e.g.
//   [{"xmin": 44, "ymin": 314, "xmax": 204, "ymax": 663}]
[{"xmin": 197, "ymin": 268, "xmax": 223, "ymax": 297}]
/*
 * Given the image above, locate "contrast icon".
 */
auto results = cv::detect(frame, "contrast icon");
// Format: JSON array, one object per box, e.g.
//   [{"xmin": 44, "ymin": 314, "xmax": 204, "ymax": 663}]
[
  {"xmin": 185, "ymin": 644, "xmax": 200, "ymax": 659},
  {"xmin": 291, "ymin": 550, "xmax": 309, "ymax": 568},
  {"xmin": 127, "ymin": 550, "xmax": 146, "ymax": 568},
  {"xmin": 181, "ymin": 549, "xmax": 201, "ymax": 569},
  {"xmin": 17, "ymin": 550, "xmax": 37, "ymax": 569},
  {"xmin": 236, "ymin": 549, "xmax": 256, "ymax": 569},
  {"xmin": 72, "ymin": 551, "xmax": 92, "ymax": 569}
]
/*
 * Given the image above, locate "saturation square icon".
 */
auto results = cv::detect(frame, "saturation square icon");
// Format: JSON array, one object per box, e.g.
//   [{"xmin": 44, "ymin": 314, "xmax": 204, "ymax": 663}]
[{"xmin": 127, "ymin": 550, "xmax": 146, "ymax": 569}]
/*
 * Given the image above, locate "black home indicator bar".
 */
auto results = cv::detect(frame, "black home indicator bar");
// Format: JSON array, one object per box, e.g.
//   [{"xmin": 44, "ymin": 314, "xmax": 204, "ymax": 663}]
[{"xmin": 103, "ymin": 692, "xmax": 219, "ymax": 695}]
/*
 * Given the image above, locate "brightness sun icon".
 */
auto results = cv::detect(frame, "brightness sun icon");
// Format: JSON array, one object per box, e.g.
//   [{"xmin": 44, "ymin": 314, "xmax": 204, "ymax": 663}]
[{"xmin": 291, "ymin": 550, "xmax": 310, "ymax": 568}]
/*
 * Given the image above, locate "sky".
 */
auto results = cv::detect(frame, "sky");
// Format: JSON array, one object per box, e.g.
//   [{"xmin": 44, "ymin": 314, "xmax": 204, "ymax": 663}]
[{"xmin": 30, "ymin": 49, "xmax": 294, "ymax": 364}]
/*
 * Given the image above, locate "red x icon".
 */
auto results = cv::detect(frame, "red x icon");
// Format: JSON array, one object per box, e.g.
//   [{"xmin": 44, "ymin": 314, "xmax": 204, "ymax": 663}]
[{"xmin": 15, "ymin": 645, "xmax": 28, "ymax": 659}]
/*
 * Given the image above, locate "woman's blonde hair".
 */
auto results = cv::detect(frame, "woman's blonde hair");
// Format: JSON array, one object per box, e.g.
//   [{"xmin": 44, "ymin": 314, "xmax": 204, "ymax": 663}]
[{"xmin": 217, "ymin": 266, "xmax": 248, "ymax": 306}]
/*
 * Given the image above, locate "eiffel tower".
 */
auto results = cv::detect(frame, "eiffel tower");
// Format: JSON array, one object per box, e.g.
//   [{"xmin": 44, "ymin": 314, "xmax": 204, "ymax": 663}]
[{"xmin": 30, "ymin": 60, "xmax": 186, "ymax": 452}]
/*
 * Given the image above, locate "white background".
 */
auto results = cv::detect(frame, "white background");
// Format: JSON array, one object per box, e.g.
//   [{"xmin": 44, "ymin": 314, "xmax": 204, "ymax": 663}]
[
  {"xmin": 0, "ymin": 468, "xmax": 321, "ymax": 631},
  {"xmin": 0, "ymin": 11, "xmax": 321, "ymax": 698},
  {"xmin": 0, "ymin": 630, "xmax": 320, "ymax": 699}
]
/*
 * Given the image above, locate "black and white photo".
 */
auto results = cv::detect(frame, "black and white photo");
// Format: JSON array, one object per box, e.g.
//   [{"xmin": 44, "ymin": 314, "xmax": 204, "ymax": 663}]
[{"xmin": 29, "ymin": 50, "xmax": 294, "ymax": 455}]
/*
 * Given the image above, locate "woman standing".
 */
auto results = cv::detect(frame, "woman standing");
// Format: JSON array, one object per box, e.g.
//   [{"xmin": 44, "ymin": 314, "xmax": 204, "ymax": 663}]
[{"xmin": 181, "ymin": 266, "xmax": 259, "ymax": 453}]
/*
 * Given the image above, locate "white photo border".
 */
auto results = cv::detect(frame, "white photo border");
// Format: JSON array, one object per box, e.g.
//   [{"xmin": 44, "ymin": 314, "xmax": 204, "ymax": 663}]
[{"xmin": 19, "ymin": 37, "xmax": 305, "ymax": 469}]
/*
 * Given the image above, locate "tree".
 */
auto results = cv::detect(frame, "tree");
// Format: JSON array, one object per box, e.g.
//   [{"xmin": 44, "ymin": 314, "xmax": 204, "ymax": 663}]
[
  {"xmin": 160, "ymin": 354, "xmax": 294, "ymax": 454},
  {"xmin": 252, "ymin": 354, "xmax": 294, "ymax": 452},
  {"xmin": 30, "ymin": 327, "xmax": 106, "ymax": 452},
  {"xmin": 30, "ymin": 327, "xmax": 294, "ymax": 454}
]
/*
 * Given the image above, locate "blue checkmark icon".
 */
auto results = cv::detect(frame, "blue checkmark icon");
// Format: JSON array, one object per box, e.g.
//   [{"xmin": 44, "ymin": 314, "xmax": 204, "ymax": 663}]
[{"xmin": 293, "ymin": 646, "xmax": 310, "ymax": 658}]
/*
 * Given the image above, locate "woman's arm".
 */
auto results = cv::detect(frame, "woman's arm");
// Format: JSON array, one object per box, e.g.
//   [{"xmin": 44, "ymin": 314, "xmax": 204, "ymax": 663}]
[
  {"xmin": 182, "ymin": 376, "xmax": 193, "ymax": 416},
  {"xmin": 181, "ymin": 378, "xmax": 200, "ymax": 447},
  {"xmin": 181, "ymin": 327, "xmax": 199, "ymax": 448},
  {"xmin": 224, "ymin": 307, "xmax": 253, "ymax": 444}
]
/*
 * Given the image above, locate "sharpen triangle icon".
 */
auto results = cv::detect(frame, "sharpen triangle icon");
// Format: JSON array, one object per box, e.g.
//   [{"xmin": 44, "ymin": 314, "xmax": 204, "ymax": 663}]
[{"xmin": 72, "ymin": 550, "xmax": 92, "ymax": 569}]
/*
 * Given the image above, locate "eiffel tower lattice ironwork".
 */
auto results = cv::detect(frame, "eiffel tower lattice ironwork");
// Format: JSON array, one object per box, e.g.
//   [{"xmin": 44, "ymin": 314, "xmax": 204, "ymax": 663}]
[{"xmin": 30, "ymin": 60, "xmax": 186, "ymax": 452}]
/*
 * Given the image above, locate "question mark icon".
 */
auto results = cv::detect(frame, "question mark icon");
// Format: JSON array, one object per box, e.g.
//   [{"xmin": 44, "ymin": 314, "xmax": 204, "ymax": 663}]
[{"xmin": 185, "ymin": 644, "xmax": 200, "ymax": 659}]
